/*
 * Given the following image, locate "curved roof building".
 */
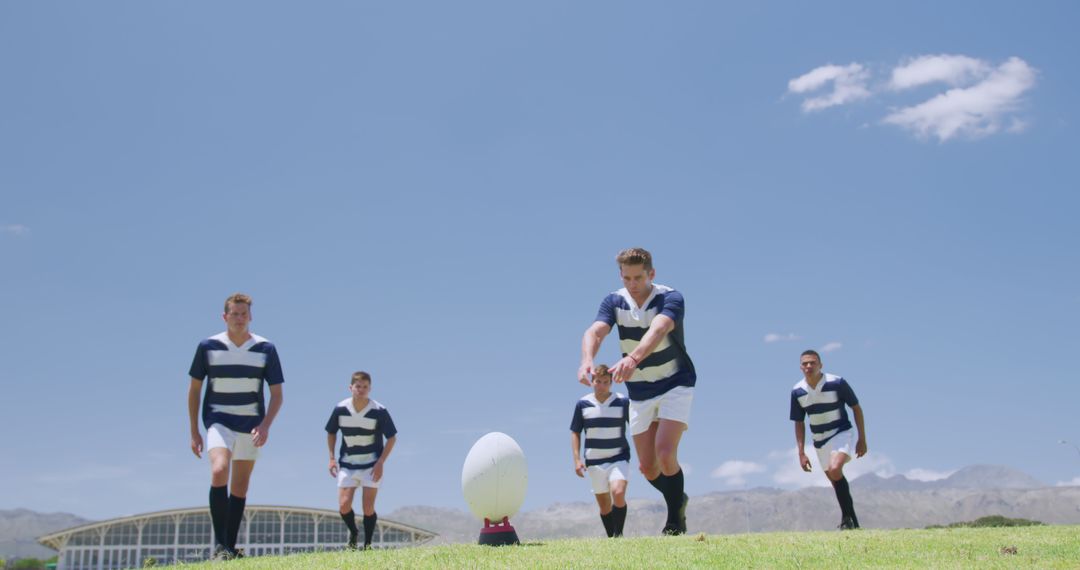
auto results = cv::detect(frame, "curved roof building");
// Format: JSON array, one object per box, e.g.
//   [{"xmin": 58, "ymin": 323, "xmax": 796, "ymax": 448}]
[{"xmin": 37, "ymin": 505, "xmax": 436, "ymax": 569}]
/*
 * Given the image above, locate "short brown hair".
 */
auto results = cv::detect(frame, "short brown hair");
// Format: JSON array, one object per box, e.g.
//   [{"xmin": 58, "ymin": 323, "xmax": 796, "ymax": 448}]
[
  {"xmin": 593, "ymin": 364, "xmax": 611, "ymax": 378},
  {"xmin": 224, "ymin": 293, "xmax": 252, "ymax": 313},
  {"xmin": 615, "ymin": 247, "xmax": 653, "ymax": 271},
  {"xmin": 351, "ymin": 371, "xmax": 372, "ymax": 385}
]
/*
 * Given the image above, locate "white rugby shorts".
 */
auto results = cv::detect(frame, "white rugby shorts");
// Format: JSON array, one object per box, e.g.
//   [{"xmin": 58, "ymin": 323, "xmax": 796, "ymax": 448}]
[
  {"xmin": 628, "ymin": 386, "xmax": 694, "ymax": 435},
  {"xmin": 587, "ymin": 461, "xmax": 629, "ymax": 494},
  {"xmin": 815, "ymin": 428, "xmax": 857, "ymax": 469},
  {"xmin": 206, "ymin": 423, "xmax": 260, "ymax": 461},
  {"xmin": 337, "ymin": 466, "xmax": 381, "ymax": 489}
]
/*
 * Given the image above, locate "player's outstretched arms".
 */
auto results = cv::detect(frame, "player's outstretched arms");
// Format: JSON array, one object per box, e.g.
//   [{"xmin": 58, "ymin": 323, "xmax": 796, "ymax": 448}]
[
  {"xmin": 610, "ymin": 315, "xmax": 674, "ymax": 383},
  {"xmin": 580, "ymin": 322, "xmax": 612, "ymax": 385}
]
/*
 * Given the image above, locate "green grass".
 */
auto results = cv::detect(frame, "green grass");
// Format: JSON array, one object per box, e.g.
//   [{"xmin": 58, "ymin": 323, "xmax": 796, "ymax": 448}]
[{"xmin": 182, "ymin": 526, "xmax": 1080, "ymax": 569}]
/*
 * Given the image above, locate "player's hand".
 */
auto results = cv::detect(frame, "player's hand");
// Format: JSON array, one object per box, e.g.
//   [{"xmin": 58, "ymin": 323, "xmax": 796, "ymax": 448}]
[
  {"xmin": 373, "ymin": 461, "xmax": 384, "ymax": 482},
  {"xmin": 578, "ymin": 363, "xmax": 593, "ymax": 386},
  {"xmin": 574, "ymin": 460, "xmax": 586, "ymax": 478},
  {"xmin": 252, "ymin": 423, "xmax": 270, "ymax": 447},
  {"xmin": 856, "ymin": 439, "xmax": 867, "ymax": 458},
  {"xmin": 610, "ymin": 355, "xmax": 638, "ymax": 383},
  {"xmin": 329, "ymin": 459, "xmax": 339, "ymax": 478},
  {"xmin": 799, "ymin": 452, "xmax": 812, "ymax": 472},
  {"xmin": 191, "ymin": 432, "xmax": 204, "ymax": 458}
]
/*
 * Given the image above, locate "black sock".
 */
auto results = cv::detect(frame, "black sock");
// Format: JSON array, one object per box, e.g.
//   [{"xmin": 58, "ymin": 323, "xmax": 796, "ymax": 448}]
[
  {"xmin": 647, "ymin": 473, "xmax": 668, "ymax": 494},
  {"xmin": 226, "ymin": 495, "xmax": 246, "ymax": 550},
  {"xmin": 600, "ymin": 511, "xmax": 614, "ymax": 537},
  {"xmin": 831, "ymin": 477, "xmax": 855, "ymax": 520},
  {"xmin": 611, "ymin": 505, "xmax": 627, "ymax": 537},
  {"xmin": 341, "ymin": 510, "xmax": 358, "ymax": 543},
  {"xmin": 363, "ymin": 513, "xmax": 377, "ymax": 547},
  {"xmin": 209, "ymin": 486, "xmax": 228, "ymax": 549},
  {"xmin": 662, "ymin": 470, "xmax": 685, "ymax": 525}
]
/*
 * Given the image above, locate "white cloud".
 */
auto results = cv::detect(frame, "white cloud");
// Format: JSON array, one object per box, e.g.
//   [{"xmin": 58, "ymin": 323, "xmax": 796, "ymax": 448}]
[
  {"xmin": 882, "ymin": 57, "xmax": 1036, "ymax": 141},
  {"xmin": 787, "ymin": 63, "xmax": 872, "ymax": 112},
  {"xmin": 1056, "ymin": 477, "xmax": 1080, "ymax": 487},
  {"xmin": 889, "ymin": 54, "xmax": 990, "ymax": 90},
  {"xmin": 1, "ymin": 224, "xmax": 30, "ymax": 236},
  {"xmin": 821, "ymin": 341, "xmax": 843, "ymax": 353},
  {"xmin": 904, "ymin": 467, "xmax": 956, "ymax": 482},
  {"xmin": 764, "ymin": 333, "xmax": 801, "ymax": 343},
  {"xmin": 711, "ymin": 460, "xmax": 766, "ymax": 486}
]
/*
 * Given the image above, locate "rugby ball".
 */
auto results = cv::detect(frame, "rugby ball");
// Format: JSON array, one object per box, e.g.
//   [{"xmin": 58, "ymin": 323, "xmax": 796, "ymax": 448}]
[{"xmin": 461, "ymin": 432, "xmax": 528, "ymax": 521}]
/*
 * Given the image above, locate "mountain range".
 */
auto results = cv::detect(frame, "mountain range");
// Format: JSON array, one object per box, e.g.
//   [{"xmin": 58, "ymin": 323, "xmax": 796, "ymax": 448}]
[{"xmin": 4, "ymin": 465, "xmax": 1078, "ymax": 558}]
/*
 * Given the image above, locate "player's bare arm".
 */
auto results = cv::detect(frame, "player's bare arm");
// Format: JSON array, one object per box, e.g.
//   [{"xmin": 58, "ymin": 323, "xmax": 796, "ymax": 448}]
[
  {"xmin": 188, "ymin": 378, "xmax": 204, "ymax": 458},
  {"xmin": 252, "ymin": 383, "xmax": 284, "ymax": 447},
  {"xmin": 794, "ymin": 421, "xmax": 811, "ymax": 472},
  {"xmin": 579, "ymin": 321, "xmax": 612, "ymax": 385},
  {"xmin": 570, "ymin": 431, "xmax": 586, "ymax": 477},
  {"xmin": 373, "ymin": 435, "xmax": 396, "ymax": 482},
  {"xmin": 610, "ymin": 314, "xmax": 675, "ymax": 383},
  {"xmin": 327, "ymin": 433, "xmax": 339, "ymax": 477},
  {"xmin": 852, "ymin": 404, "xmax": 867, "ymax": 457}
]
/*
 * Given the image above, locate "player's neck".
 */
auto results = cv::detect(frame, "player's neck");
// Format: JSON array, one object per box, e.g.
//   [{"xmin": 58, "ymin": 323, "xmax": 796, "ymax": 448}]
[
  {"xmin": 594, "ymin": 392, "xmax": 612, "ymax": 404},
  {"xmin": 352, "ymin": 396, "xmax": 370, "ymax": 410},
  {"xmin": 805, "ymin": 372, "xmax": 823, "ymax": 388},
  {"xmin": 629, "ymin": 284, "xmax": 654, "ymax": 307},
  {"xmin": 227, "ymin": 329, "xmax": 252, "ymax": 346}
]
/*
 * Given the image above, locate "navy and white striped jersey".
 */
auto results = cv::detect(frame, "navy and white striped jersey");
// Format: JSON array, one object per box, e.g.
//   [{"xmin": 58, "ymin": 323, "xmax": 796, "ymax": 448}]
[
  {"xmin": 595, "ymin": 284, "xmax": 696, "ymax": 401},
  {"xmin": 189, "ymin": 332, "xmax": 285, "ymax": 433},
  {"xmin": 325, "ymin": 398, "xmax": 397, "ymax": 470},
  {"xmin": 570, "ymin": 392, "xmax": 631, "ymax": 467},
  {"xmin": 789, "ymin": 374, "xmax": 860, "ymax": 448}
]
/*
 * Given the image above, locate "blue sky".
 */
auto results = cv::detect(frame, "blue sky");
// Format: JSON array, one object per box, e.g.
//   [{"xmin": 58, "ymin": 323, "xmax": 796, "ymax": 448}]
[{"xmin": 2, "ymin": 1, "xmax": 1078, "ymax": 521}]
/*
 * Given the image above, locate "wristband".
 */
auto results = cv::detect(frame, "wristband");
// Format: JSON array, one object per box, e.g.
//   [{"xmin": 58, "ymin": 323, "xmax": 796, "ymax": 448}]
[{"xmin": 627, "ymin": 354, "xmax": 639, "ymax": 366}]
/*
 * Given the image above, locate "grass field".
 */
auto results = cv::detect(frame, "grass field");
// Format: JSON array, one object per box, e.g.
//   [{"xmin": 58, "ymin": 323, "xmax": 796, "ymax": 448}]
[{"xmin": 182, "ymin": 525, "xmax": 1080, "ymax": 569}]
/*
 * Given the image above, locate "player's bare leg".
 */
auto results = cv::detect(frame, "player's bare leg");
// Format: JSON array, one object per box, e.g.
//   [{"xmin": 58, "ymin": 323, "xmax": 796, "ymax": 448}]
[{"xmin": 635, "ymin": 420, "xmax": 688, "ymax": 534}]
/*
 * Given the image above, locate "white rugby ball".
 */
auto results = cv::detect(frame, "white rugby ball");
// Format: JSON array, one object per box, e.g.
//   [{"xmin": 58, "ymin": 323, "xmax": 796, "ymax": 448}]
[{"xmin": 461, "ymin": 432, "xmax": 528, "ymax": 521}]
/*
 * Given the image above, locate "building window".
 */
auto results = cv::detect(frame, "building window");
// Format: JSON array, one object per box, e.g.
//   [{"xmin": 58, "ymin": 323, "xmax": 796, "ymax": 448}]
[
  {"xmin": 178, "ymin": 512, "xmax": 213, "ymax": 545},
  {"xmin": 103, "ymin": 523, "xmax": 138, "ymax": 546},
  {"xmin": 318, "ymin": 517, "xmax": 348, "ymax": 546},
  {"xmin": 142, "ymin": 519, "xmax": 175, "ymax": 546},
  {"xmin": 283, "ymin": 513, "xmax": 314, "ymax": 544},
  {"xmin": 249, "ymin": 511, "xmax": 281, "ymax": 544}
]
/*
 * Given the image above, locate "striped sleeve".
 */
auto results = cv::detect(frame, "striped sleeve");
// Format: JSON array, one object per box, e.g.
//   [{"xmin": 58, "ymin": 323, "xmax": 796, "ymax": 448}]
[
  {"xmin": 324, "ymin": 408, "xmax": 341, "ymax": 433},
  {"xmin": 379, "ymin": 408, "xmax": 398, "ymax": 439},
  {"xmin": 189, "ymin": 342, "xmax": 209, "ymax": 380},
  {"xmin": 790, "ymin": 390, "xmax": 806, "ymax": 421},
  {"xmin": 570, "ymin": 401, "xmax": 585, "ymax": 433},
  {"xmin": 595, "ymin": 295, "xmax": 617, "ymax": 327},
  {"xmin": 659, "ymin": 290, "xmax": 685, "ymax": 323},
  {"xmin": 836, "ymin": 378, "xmax": 859, "ymax": 407}
]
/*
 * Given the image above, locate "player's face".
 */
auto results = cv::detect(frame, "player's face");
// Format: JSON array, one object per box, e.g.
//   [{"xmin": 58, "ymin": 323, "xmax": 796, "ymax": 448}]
[
  {"xmin": 350, "ymin": 380, "xmax": 371, "ymax": 399},
  {"xmin": 592, "ymin": 373, "xmax": 612, "ymax": 398},
  {"xmin": 619, "ymin": 264, "xmax": 655, "ymax": 298},
  {"xmin": 223, "ymin": 302, "xmax": 251, "ymax": 333},
  {"xmin": 800, "ymin": 355, "xmax": 822, "ymax": 380}
]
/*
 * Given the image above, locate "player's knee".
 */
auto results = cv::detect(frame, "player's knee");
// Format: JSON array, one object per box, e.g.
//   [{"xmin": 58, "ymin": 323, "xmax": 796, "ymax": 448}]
[
  {"xmin": 656, "ymin": 446, "xmax": 677, "ymax": 468},
  {"xmin": 638, "ymin": 461, "xmax": 658, "ymax": 478},
  {"xmin": 826, "ymin": 467, "xmax": 843, "ymax": 481}
]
